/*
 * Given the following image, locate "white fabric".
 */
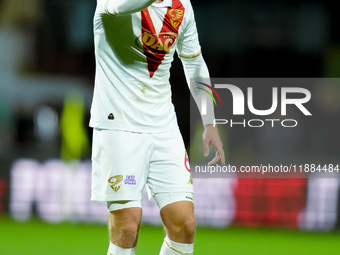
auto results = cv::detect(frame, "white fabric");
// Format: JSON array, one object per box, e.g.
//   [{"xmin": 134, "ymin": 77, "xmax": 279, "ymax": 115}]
[
  {"xmin": 108, "ymin": 242, "xmax": 136, "ymax": 255},
  {"xmin": 90, "ymin": 0, "xmax": 214, "ymax": 132},
  {"xmin": 152, "ymin": 192, "xmax": 193, "ymax": 210},
  {"xmin": 106, "ymin": 192, "xmax": 193, "ymax": 211},
  {"xmin": 104, "ymin": 0, "xmax": 157, "ymax": 16},
  {"xmin": 91, "ymin": 128, "xmax": 193, "ymax": 203},
  {"xmin": 107, "ymin": 200, "xmax": 142, "ymax": 211},
  {"xmin": 180, "ymin": 55, "xmax": 215, "ymax": 126},
  {"xmin": 159, "ymin": 236, "xmax": 194, "ymax": 255}
]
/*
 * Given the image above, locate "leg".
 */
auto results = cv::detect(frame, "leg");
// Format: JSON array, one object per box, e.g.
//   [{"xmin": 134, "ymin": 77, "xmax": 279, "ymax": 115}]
[
  {"xmin": 108, "ymin": 206, "xmax": 142, "ymax": 248},
  {"xmin": 146, "ymin": 130, "xmax": 195, "ymax": 254},
  {"xmin": 91, "ymin": 129, "xmax": 151, "ymax": 254},
  {"xmin": 160, "ymin": 201, "xmax": 196, "ymax": 244},
  {"xmin": 158, "ymin": 200, "xmax": 196, "ymax": 254}
]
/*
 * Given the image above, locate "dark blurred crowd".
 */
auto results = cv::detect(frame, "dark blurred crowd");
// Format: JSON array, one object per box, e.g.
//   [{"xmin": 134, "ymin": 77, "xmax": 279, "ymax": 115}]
[{"xmin": 0, "ymin": 0, "xmax": 95, "ymax": 77}]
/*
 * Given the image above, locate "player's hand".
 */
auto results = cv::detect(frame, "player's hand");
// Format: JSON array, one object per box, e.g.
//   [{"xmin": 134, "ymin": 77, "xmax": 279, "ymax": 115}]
[{"xmin": 202, "ymin": 124, "xmax": 225, "ymax": 166}]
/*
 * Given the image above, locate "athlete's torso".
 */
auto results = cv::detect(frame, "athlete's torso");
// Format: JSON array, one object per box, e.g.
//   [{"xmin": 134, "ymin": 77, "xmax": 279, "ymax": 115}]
[{"xmin": 90, "ymin": 0, "xmax": 200, "ymax": 132}]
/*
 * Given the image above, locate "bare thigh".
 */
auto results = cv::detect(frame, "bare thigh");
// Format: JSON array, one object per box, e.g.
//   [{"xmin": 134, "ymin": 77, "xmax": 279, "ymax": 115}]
[{"xmin": 160, "ymin": 201, "xmax": 196, "ymax": 244}]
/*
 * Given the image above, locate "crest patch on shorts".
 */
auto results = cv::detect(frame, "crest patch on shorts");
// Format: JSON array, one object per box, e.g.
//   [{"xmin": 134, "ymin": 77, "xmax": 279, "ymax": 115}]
[{"xmin": 108, "ymin": 175, "xmax": 123, "ymax": 192}]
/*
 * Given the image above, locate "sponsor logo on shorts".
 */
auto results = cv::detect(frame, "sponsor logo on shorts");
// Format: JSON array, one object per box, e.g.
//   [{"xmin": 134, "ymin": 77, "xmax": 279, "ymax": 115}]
[
  {"xmin": 124, "ymin": 175, "xmax": 137, "ymax": 185},
  {"xmin": 108, "ymin": 175, "xmax": 123, "ymax": 192},
  {"xmin": 185, "ymin": 196, "xmax": 193, "ymax": 201}
]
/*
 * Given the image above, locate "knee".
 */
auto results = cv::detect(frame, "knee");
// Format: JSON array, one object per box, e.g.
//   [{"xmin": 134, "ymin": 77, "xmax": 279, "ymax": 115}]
[
  {"xmin": 116, "ymin": 221, "xmax": 140, "ymax": 240},
  {"xmin": 182, "ymin": 217, "xmax": 196, "ymax": 238},
  {"xmin": 160, "ymin": 201, "xmax": 196, "ymax": 243},
  {"xmin": 109, "ymin": 219, "xmax": 140, "ymax": 245},
  {"xmin": 168, "ymin": 216, "xmax": 196, "ymax": 242},
  {"xmin": 108, "ymin": 208, "xmax": 142, "ymax": 246}
]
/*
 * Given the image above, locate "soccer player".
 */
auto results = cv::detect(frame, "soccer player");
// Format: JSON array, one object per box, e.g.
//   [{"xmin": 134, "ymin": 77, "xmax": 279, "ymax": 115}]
[{"xmin": 90, "ymin": 0, "xmax": 225, "ymax": 254}]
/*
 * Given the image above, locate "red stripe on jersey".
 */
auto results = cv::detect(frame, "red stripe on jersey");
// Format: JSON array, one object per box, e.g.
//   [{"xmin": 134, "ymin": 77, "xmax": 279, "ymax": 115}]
[{"xmin": 141, "ymin": 0, "xmax": 185, "ymax": 78}]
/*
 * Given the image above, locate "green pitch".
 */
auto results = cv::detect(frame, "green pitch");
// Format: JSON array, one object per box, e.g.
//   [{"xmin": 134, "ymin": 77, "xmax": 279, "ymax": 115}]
[{"xmin": 1, "ymin": 216, "xmax": 340, "ymax": 255}]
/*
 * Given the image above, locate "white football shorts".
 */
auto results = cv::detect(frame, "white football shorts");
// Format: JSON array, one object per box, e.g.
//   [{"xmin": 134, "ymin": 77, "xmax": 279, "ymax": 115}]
[{"xmin": 91, "ymin": 128, "xmax": 193, "ymax": 207}]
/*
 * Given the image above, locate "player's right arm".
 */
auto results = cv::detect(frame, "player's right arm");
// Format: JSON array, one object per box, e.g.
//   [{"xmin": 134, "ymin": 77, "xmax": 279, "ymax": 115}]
[{"xmin": 101, "ymin": 0, "xmax": 155, "ymax": 16}]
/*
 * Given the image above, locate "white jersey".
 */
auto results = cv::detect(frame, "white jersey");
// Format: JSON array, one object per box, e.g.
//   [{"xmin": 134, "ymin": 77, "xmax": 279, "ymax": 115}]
[{"xmin": 90, "ymin": 0, "xmax": 204, "ymax": 132}]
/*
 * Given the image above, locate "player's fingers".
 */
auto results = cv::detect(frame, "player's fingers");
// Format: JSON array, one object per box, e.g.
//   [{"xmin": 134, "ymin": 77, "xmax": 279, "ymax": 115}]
[
  {"xmin": 213, "ymin": 141, "xmax": 225, "ymax": 164},
  {"xmin": 208, "ymin": 152, "xmax": 220, "ymax": 166},
  {"xmin": 219, "ymin": 148, "xmax": 225, "ymax": 165},
  {"xmin": 203, "ymin": 139, "xmax": 210, "ymax": 157}
]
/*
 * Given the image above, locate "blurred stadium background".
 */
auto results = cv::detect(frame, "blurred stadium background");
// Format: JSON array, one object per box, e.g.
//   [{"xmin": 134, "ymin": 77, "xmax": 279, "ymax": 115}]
[{"xmin": 1, "ymin": 0, "xmax": 340, "ymax": 254}]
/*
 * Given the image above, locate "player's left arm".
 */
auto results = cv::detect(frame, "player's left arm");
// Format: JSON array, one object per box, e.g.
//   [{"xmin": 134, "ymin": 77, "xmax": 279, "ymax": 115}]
[
  {"xmin": 177, "ymin": 2, "xmax": 225, "ymax": 166},
  {"xmin": 180, "ymin": 54, "xmax": 225, "ymax": 166}
]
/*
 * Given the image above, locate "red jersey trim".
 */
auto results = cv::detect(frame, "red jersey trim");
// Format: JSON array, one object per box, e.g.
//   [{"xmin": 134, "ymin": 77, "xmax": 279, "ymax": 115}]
[{"xmin": 141, "ymin": 0, "xmax": 185, "ymax": 78}]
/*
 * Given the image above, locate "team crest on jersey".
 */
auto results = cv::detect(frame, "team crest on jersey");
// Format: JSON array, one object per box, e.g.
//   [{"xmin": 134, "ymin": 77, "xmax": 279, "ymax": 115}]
[
  {"xmin": 169, "ymin": 9, "xmax": 184, "ymax": 28},
  {"xmin": 108, "ymin": 175, "xmax": 123, "ymax": 192}
]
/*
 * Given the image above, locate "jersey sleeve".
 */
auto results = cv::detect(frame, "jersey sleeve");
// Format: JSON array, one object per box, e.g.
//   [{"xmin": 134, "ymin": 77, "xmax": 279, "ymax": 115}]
[
  {"xmin": 176, "ymin": 1, "xmax": 201, "ymax": 59},
  {"xmin": 181, "ymin": 55, "xmax": 215, "ymax": 126},
  {"xmin": 99, "ymin": 0, "xmax": 155, "ymax": 16},
  {"xmin": 178, "ymin": 1, "xmax": 215, "ymax": 126}
]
